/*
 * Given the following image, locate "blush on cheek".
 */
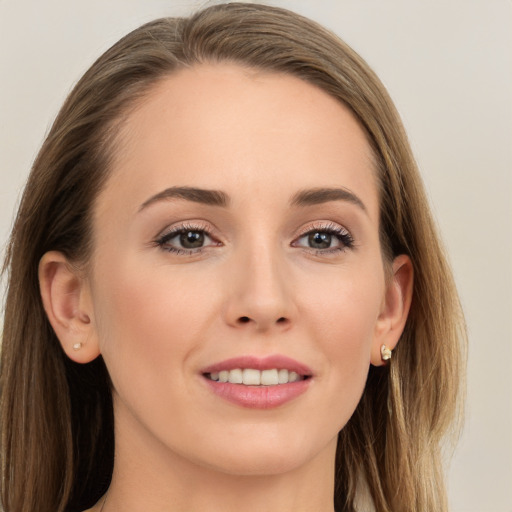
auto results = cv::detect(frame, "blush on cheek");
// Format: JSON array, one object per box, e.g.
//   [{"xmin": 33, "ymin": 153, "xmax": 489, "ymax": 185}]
[
  {"xmin": 95, "ymin": 263, "xmax": 208, "ymax": 368},
  {"xmin": 305, "ymin": 281, "xmax": 379, "ymax": 420}
]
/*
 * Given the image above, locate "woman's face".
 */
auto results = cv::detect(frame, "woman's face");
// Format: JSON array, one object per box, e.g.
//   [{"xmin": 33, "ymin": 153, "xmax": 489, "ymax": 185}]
[{"xmin": 85, "ymin": 64, "xmax": 399, "ymax": 475}]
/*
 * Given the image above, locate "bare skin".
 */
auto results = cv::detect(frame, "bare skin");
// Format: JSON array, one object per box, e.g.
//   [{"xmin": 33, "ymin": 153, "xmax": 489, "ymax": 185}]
[{"xmin": 40, "ymin": 64, "xmax": 412, "ymax": 512}]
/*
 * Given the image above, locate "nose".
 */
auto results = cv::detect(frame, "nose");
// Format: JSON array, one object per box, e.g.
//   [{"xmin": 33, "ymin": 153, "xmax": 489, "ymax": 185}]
[{"xmin": 223, "ymin": 245, "xmax": 296, "ymax": 332}]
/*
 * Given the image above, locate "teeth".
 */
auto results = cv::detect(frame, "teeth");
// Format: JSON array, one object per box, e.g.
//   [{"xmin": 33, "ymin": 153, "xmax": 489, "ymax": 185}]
[
  {"xmin": 228, "ymin": 368, "xmax": 243, "ymax": 384},
  {"xmin": 289, "ymin": 371, "xmax": 300, "ymax": 383},
  {"xmin": 260, "ymin": 369, "xmax": 278, "ymax": 385},
  {"xmin": 242, "ymin": 368, "xmax": 261, "ymax": 385},
  {"xmin": 207, "ymin": 368, "xmax": 305, "ymax": 386}
]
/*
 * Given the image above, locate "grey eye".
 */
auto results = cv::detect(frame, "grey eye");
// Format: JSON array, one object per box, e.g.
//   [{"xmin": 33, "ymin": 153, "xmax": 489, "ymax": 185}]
[
  {"xmin": 179, "ymin": 231, "xmax": 205, "ymax": 248},
  {"xmin": 293, "ymin": 225, "xmax": 354, "ymax": 253},
  {"xmin": 307, "ymin": 232, "xmax": 332, "ymax": 249}
]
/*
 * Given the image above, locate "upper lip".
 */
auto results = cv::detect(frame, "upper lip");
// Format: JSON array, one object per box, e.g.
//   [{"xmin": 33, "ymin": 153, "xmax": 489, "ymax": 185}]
[{"xmin": 201, "ymin": 355, "xmax": 313, "ymax": 377}]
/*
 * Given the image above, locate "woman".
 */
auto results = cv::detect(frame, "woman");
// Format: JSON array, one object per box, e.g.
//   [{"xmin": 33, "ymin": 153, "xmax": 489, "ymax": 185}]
[{"xmin": 0, "ymin": 3, "xmax": 466, "ymax": 512}]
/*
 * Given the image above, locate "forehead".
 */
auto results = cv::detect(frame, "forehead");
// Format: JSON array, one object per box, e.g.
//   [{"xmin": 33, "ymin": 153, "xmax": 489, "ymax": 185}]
[{"xmin": 99, "ymin": 63, "xmax": 378, "ymax": 219}]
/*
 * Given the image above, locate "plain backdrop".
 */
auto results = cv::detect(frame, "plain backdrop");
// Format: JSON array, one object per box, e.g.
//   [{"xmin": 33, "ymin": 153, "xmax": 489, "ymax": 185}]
[{"xmin": 1, "ymin": 1, "xmax": 511, "ymax": 511}]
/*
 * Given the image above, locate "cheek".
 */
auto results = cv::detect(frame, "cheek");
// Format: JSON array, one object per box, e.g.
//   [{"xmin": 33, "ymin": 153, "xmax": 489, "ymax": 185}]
[
  {"xmin": 300, "ymin": 266, "xmax": 384, "ymax": 422},
  {"xmin": 303, "ymin": 265, "xmax": 383, "ymax": 352},
  {"xmin": 90, "ymin": 257, "xmax": 218, "ymax": 387}
]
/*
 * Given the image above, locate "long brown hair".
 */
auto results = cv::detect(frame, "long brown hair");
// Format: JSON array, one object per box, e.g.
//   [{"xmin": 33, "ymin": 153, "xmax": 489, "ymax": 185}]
[{"xmin": 1, "ymin": 3, "xmax": 466, "ymax": 511}]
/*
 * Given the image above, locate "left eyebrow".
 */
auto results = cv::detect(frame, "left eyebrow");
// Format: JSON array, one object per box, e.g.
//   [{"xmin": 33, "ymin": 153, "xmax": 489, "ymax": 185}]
[{"xmin": 290, "ymin": 187, "xmax": 367, "ymax": 213}]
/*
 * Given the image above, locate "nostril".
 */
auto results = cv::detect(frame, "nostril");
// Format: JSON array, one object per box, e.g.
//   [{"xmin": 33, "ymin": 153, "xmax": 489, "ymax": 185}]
[{"xmin": 236, "ymin": 316, "xmax": 289, "ymax": 326}]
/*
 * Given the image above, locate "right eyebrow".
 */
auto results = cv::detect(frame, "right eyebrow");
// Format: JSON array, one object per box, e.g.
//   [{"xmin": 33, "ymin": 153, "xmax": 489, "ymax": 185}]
[
  {"xmin": 290, "ymin": 187, "xmax": 367, "ymax": 214},
  {"xmin": 138, "ymin": 186, "xmax": 230, "ymax": 212}
]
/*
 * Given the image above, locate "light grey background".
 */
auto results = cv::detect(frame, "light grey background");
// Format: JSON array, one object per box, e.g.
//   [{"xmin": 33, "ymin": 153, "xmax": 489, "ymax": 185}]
[{"xmin": 1, "ymin": 1, "xmax": 511, "ymax": 511}]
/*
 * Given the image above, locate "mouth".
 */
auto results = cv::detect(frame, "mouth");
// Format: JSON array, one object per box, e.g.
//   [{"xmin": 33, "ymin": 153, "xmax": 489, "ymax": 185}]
[
  {"xmin": 200, "ymin": 355, "xmax": 313, "ymax": 408},
  {"xmin": 204, "ymin": 368, "xmax": 309, "ymax": 386}
]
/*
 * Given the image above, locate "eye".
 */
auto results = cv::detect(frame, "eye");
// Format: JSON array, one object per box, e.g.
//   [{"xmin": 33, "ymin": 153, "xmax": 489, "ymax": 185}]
[
  {"xmin": 155, "ymin": 224, "xmax": 219, "ymax": 254},
  {"xmin": 177, "ymin": 230, "xmax": 207, "ymax": 249},
  {"xmin": 293, "ymin": 223, "xmax": 354, "ymax": 253},
  {"xmin": 306, "ymin": 231, "xmax": 335, "ymax": 250}
]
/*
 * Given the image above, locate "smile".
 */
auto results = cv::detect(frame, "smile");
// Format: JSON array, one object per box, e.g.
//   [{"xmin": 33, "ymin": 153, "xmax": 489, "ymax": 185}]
[
  {"xmin": 201, "ymin": 355, "xmax": 313, "ymax": 408},
  {"xmin": 205, "ymin": 368, "xmax": 305, "ymax": 386}
]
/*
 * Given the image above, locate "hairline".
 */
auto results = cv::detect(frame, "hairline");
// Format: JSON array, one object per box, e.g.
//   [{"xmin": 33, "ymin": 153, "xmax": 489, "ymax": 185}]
[{"xmin": 85, "ymin": 60, "xmax": 390, "ymax": 268}]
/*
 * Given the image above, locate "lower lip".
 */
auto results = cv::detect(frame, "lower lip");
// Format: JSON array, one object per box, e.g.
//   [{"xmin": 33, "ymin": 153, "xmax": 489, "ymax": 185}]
[{"xmin": 203, "ymin": 377, "xmax": 311, "ymax": 409}]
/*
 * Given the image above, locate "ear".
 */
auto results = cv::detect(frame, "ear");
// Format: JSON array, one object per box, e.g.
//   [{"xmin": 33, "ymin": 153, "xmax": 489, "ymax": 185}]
[
  {"xmin": 39, "ymin": 251, "xmax": 100, "ymax": 363},
  {"xmin": 370, "ymin": 254, "xmax": 414, "ymax": 366}
]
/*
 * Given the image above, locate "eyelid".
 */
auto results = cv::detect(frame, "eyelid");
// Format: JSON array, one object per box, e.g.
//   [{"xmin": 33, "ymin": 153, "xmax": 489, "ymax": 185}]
[
  {"xmin": 295, "ymin": 221, "xmax": 350, "ymax": 237},
  {"xmin": 156, "ymin": 220, "xmax": 214, "ymax": 240}
]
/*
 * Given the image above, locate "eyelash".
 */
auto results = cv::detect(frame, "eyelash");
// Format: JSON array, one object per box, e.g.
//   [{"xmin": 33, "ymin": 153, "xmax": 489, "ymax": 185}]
[
  {"xmin": 155, "ymin": 222, "xmax": 219, "ymax": 255},
  {"xmin": 154, "ymin": 221, "xmax": 355, "ymax": 256},
  {"xmin": 293, "ymin": 222, "xmax": 355, "ymax": 255}
]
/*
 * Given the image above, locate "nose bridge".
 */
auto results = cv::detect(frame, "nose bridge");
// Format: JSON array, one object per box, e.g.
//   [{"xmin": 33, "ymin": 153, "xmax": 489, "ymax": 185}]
[{"xmin": 225, "ymin": 231, "xmax": 294, "ymax": 331}]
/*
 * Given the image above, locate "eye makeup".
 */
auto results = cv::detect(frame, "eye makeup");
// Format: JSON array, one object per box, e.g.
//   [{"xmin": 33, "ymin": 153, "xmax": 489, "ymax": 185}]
[
  {"xmin": 292, "ymin": 221, "xmax": 355, "ymax": 256},
  {"xmin": 154, "ymin": 221, "xmax": 222, "ymax": 255},
  {"xmin": 152, "ymin": 218, "xmax": 355, "ymax": 258}
]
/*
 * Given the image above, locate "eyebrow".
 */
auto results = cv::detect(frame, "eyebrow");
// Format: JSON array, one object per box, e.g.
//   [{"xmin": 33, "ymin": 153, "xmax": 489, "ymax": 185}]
[
  {"xmin": 291, "ymin": 187, "xmax": 367, "ymax": 213},
  {"xmin": 139, "ymin": 186, "xmax": 229, "ymax": 211},
  {"xmin": 139, "ymin": 185, "xmax": 366, "ymax": 213}
]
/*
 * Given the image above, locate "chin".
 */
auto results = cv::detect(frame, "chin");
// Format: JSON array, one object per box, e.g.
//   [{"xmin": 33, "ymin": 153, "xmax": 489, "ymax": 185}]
[
  {"xmin": 188, "ymin": 430, "xmax": 337, "ymax": 478},
  {"xmin": 202, "ymin": 451, "xmax": 314, "ymax": 477}
]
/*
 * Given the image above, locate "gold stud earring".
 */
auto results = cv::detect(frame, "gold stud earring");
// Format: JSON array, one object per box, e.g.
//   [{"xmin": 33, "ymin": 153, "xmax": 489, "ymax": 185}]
[
  {"xmin": 72, "ymin": 342, "xmax": 83, "ymax": 351},
  {"xmin": 380, "ymin": 344, "xmax": 392, "ymax": 362}
]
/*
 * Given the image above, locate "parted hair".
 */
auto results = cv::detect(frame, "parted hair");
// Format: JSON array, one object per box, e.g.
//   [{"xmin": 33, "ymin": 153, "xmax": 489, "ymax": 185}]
[{"xmin": 1, "ymin": 3, "xmax": 466, "ymax": 512}]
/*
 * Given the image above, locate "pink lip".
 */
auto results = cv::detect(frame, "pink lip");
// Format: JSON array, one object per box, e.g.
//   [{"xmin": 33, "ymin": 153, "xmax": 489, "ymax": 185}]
[
  {"xmin": 201, "ymin": 355, "xmax": 313, "ymax": 409},
  {"xmin": 201, "ymin": 355, "xmax": 313, "ymax": 376}
]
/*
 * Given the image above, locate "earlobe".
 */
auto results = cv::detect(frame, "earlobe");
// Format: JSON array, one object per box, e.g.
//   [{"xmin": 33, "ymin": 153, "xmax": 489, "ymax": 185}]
[
  {"xmin": 371, "ymin": 254, "xmax": 414, "ymax": 366},
  {"xmin": 39, "ymin": 251, "xmax": 100, "ymax": 363}
]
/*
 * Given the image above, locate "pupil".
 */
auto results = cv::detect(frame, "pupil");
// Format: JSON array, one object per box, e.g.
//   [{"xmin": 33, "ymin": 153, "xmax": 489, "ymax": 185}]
[
  {"xmin": 180, "ymin": 231, "xmax": 204, "ymax": 248},
  {"xmin": 309, "ymin": 232, "xmax": 331, "ymax": 249}
]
